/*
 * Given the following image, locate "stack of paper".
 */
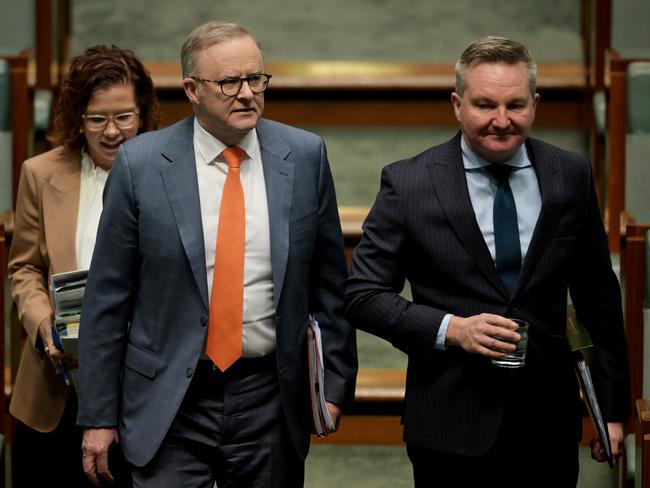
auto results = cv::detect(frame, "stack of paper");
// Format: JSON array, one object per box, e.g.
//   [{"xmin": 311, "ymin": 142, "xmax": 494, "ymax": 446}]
[
  {"xmin": 50, "ymin": 269, "xmax": 88, "ymax": 390},
  {"xmin": 307, "ymin": 315, "xmax": 335, "ymax": 437}
]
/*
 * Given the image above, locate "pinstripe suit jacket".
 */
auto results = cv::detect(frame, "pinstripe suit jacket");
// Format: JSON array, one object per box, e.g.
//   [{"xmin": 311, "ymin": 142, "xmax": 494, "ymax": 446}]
[
  {"xmin": 345, "ymin": 133, "xmax": 629, "ymax": 455},
  {"xmin": 77, "ymin": 117, "xmax": 357, "ymax": 466}
]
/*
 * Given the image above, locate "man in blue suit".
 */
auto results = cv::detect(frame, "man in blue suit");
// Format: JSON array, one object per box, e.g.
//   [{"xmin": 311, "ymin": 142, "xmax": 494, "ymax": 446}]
[
  {"xmin": 78, "ymin": 20, "xmax": 357, "ymax": 487},
  {"xmin": 345, "ymin": 36, "xmax": 629, "ymax": 487}
]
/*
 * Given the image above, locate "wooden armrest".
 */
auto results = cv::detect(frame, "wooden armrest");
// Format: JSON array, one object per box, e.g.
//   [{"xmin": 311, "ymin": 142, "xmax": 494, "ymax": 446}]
[
  {"xmin": 339, "ymin": 207, "xmax": 368, "ymax": 240},
  {"xmin": 355, "ymin": 369, "xmax": 406, "ymax": 403},
  {"xmin": 637, "ymin": 399, "xmax": 650, "ymax": 424},
  {"xmin": 0, "ymin": 208, "xmax": 14, "ymax": 236}
]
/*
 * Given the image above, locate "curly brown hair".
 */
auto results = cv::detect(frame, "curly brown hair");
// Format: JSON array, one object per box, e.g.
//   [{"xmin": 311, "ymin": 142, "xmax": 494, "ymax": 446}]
[{"xmin": 48, "ymin": 45, "xmax": 159, "ymax": 149}]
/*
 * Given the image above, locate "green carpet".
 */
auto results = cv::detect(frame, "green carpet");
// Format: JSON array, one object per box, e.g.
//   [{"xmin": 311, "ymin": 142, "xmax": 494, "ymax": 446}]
[{"xmin": 305, "ymin": 445, "xmax": 618, "ymax": 488}]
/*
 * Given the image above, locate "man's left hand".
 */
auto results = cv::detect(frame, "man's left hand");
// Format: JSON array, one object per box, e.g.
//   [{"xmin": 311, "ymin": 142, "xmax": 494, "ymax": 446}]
[
  {"xmin": 82, "ymin": 427, "xmax": 118, "ymax": 486},
  {"xmin": 591, "ymin": 422, "xmax": 625, "ymax": 463},
  {"xmin": 326, "ymin": 401, "xmax": 342, "ymax": 431}
]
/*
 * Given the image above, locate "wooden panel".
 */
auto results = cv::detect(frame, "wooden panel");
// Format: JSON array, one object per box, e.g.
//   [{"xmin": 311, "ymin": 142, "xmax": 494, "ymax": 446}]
[
  {"xmin": 589, "ymin": 0, "xmax": 612, "ymax": 91},
  {"xmin": 152, "ymin": 60, "xmax": 589, "ymax": 130},
  {"xmin": 157, "ymin": 91, "xmax": 587, "ymax": 131},
  {"xmin": 35, "ymin": 0, "xmax": 53, "ymax": 90},
  {"xmin": 312, "ymin": 415, "xmax": 404, "ymax": 445}
]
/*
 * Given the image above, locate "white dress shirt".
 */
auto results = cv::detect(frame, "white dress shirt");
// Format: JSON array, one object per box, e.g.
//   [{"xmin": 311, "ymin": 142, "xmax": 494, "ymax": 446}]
[
  {"xmin": 193, "ymin": 118, "xmax": 276, "ymax": 357},
  {"xmin": 75, "ymin": 150, "xmax": 109, "ymax": 270}
]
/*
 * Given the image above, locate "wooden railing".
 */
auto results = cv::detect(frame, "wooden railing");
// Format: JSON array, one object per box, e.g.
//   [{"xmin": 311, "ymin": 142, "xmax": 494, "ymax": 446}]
[{"xmin": 146, "ymin": 60, "xmax": 590, "ymax": 131}]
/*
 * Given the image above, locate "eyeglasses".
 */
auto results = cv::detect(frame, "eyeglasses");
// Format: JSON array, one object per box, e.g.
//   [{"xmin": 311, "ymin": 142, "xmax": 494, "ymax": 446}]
[
  {"xmin": 192, "ymin": 73, "xmax": 272, "ymax": 97},
  {"xmin": 82, "ymin": 111, "xmax": 140, "ymax": 131}
]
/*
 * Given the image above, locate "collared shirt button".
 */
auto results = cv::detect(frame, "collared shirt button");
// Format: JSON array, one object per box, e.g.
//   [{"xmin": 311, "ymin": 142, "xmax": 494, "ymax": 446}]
[
  {"xmin": 185, "ymin": 368, "xmax": 193, "ymax": 378},
  {"xmin": 201, "ymin": 316, "xmax": 208, "ymax": 327}
]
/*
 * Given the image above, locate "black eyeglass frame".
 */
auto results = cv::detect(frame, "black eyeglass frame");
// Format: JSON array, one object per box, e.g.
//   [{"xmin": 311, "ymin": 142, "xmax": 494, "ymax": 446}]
[{"xmin": 191, "ymin": 73, "xmax": 272, "ymax": 97}]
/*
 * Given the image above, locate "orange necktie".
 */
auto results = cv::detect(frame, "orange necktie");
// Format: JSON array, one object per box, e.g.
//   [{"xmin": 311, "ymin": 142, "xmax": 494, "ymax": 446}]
[{"xmin": 207, "ymin": 146, "xmax": 246, "ymax": 371}]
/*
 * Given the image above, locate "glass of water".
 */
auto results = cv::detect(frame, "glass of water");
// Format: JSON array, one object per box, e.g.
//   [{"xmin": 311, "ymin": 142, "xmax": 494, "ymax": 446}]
[{"xmin": 491, "ymin": 319, "xmax": 529, "ymax": 368}]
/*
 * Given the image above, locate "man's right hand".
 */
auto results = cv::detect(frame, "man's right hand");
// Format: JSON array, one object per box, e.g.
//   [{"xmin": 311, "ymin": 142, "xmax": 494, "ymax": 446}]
[
  {"xmin": 82, "ymin": 427, "xmax": 118, "ymax": 486},
  {"xmin": 446, "ymin": 313, "xmax": 520, "ymax": 358}
]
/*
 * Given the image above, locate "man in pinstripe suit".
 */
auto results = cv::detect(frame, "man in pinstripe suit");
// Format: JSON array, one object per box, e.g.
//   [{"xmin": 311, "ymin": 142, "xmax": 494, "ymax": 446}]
[{"xmin": 345, "ymin": 36, "xmax": 629, "ymax": 487}]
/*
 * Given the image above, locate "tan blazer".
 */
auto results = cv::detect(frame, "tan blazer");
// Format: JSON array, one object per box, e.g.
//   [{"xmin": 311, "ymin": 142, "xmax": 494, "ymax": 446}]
[{"xmin": 8, "ymin": 145, "xmax": 81, "ymax": 432}]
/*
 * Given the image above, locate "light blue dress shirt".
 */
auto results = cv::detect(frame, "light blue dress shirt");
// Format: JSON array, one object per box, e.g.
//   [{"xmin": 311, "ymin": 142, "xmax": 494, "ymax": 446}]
[{"xmin": 434, "ymin": 136, "xmax": 542, "ymax": 349}]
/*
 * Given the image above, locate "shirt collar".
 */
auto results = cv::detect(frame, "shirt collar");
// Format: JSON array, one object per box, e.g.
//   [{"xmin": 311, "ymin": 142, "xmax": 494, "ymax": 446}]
[
  {"xmin": 460, "ymin": 135, "xmax": 530, "ymax": 171},
  {"xmin": 193, "ymin": 117, "xmax": 257, "ymax": 165},
  {"xmin": 80, "ymin": 148, "xmax": 109, "ymax": 177}
]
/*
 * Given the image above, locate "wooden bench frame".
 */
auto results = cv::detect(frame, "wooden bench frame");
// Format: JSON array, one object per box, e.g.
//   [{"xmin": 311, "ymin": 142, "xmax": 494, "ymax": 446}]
[
  {"xmin": 0, "ymin": 210, "xmax": 16, "ymax": 444},
  {"xmin": 0, "ymin": 214, "xmax": 7, "ymax": 437},
  {"xmin": 605, "ymin": 51, "xmax": 650, "ymax": 252},
  {"xmin": 621, "ymin": 214, "xmax": 650, "ymax": 430},
  {"xmin": 0, "ymin": 56, "xmax": 29, "ymax": 208},
  {"xmin": 149, "ymin": 60, "xmax": 590, "ymax": 132},
  {"xmin": 636, "ymin": 399, "xmax": 650, "ymax": 488}
]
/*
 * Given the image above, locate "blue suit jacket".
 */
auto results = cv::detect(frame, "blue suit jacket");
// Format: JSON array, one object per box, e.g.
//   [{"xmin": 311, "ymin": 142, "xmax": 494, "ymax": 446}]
[
  {"xmin": 78, "ymin": 117, "xmax": 357, "ymax": 466},
  {"xmin": 345, "ymin": 133, "xmax": 629, "ymax": 455}
]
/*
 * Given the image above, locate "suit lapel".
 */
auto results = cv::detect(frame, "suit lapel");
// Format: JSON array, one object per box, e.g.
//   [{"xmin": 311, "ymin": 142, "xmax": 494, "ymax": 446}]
[
  {"xmin": 159, "ymin": 117, "xmax": 209, "ymax": 309},
  {"xmin": 427, "ymin": 134, "xmax": 508, "ymax": 298},
  {"xmin": 257, "ymin": 120, "xmax": 293, "ymax": 309},
  {"xmin": 514, "ymin": 139, "xmax": 561, "ymax": 294},
  {"xmin": 42, "ymin": 148, "xmax": 81, "ymax": 273}
]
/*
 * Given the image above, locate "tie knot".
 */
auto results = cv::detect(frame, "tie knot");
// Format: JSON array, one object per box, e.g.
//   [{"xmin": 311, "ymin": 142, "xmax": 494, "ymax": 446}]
[
  {"xmin": 222, "ymin": 146, "xmax": 246, "ymax": 169},
  {"xmin": 485, "ymin": 164, "xmax": 514, "ymax": 183}
]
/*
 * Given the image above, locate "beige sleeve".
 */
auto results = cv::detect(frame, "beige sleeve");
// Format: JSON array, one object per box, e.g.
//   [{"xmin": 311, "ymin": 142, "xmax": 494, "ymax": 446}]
[{"xmin": 8, "ymin": 161, "xmax": 53, "ymax": 347}]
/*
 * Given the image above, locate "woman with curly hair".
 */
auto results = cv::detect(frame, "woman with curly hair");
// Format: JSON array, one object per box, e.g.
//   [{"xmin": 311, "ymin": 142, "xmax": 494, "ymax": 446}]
[{"xmin": 8, "ymin": 45, "xmax": 158, "ymax": 487}]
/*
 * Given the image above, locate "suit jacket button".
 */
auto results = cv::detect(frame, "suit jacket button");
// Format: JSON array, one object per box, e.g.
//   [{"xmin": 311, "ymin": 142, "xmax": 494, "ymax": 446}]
[
  {"xmin": 185, "ymin": 368, "xmax": 193, "ymax": 378},
  {"xmin": 201, "ymin": 317, "xmax": 208, "ymax": 327}
]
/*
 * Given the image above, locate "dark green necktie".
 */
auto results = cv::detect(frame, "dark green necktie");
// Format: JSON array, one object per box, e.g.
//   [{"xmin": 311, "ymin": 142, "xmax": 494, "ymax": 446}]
[{"xmin": 486, "ymin": 164, "xmax": 521, "ymax": 295}]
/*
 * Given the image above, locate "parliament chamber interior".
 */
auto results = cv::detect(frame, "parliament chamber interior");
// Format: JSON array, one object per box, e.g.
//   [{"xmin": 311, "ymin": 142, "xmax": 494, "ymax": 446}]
[{"xmin": 1, "ymin": 0, "xmax": 650, "ymax": 486}]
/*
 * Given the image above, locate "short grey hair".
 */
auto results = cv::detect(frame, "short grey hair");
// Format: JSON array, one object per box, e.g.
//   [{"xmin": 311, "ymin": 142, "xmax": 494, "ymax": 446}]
[
  {"xmin": 454, "ymin": 36, "xmax": 537, "ymax": 97},
  {"xmin": 180, "ymin": 21, "xmax": 261, "ymax": 78}
]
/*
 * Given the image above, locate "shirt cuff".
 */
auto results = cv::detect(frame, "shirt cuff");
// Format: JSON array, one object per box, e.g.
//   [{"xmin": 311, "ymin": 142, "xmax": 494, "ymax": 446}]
[{"xmin": 435, "ymin": 313, "xmax": 453, "ymax": 350}]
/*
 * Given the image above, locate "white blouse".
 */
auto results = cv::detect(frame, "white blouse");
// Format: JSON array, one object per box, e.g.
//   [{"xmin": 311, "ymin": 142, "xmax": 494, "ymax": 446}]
[{"xmin": 75, "ymin": 150, "xmax": 109, "ymax": 270}]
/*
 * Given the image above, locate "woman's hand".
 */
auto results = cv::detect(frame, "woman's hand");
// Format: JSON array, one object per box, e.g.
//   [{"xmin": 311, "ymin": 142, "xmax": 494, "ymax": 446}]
[{"xmin": 37, "ymin": 320, "xmax": 74, "ymax": 370}]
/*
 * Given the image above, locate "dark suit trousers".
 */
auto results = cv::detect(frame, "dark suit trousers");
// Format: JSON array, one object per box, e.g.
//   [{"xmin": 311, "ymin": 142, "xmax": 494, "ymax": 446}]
[
  {"xmin": 130, "ymin": 354, "xmax": 304, "ymax": 488},
  {"xmin": 407, "ymin": 405, "xmax": 579, "ymax": 488}
]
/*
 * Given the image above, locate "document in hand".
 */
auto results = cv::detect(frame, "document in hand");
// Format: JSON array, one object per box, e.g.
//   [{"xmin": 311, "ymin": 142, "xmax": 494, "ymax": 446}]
[
  {"xmin": 307, "ymin": 315, "xmax": 335, "ymax": 437},
  {"xmin": 49, "ymin": 268, "xmax": 88, "ymax": 390},
  {"xmin": 566, "ymin": 305, "xmax": 614, "ymax": 467}
]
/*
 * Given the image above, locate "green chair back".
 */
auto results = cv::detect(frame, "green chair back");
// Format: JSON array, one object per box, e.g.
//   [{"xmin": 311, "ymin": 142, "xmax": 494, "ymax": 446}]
[{"xmin": 627, "ymin": 62, "xmax": 650, "ymax": 134}]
